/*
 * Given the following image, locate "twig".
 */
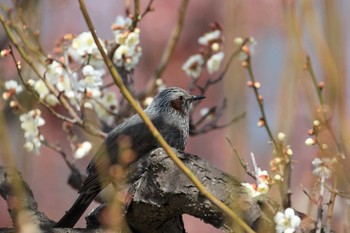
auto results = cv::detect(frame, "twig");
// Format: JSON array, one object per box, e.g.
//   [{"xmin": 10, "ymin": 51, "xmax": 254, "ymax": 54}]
[
  {"xmin": 246, "ymin": 59, "xmax": 277, "ymax": 148},
  {"xmin": 146, "ymin": 0, "xmax": 189, "ymax": 93},
  {"xmin": 42, "ymin": 140, "xmax": 78, "ymax": 174},
  {"xmin": 140, "ymin": 0, "xmax": 155, "ymax": 18},
  {"xmin": 316, "ymin": 176, "xmax": 325, "ymax": 233},
  {"xmin": 78, "ymin": 1, "xmax": 255, "ymax": 231},
  {"xmin": 226, "ymin": 137, "xmax": 255, "ymax": 179},
  {"xmin": 305, "ymin": 56, "xmax": 324, "ymax": 106},
  {"xmin": 325, "ymin": 179, "xmax": 337, "ymax": 233}
]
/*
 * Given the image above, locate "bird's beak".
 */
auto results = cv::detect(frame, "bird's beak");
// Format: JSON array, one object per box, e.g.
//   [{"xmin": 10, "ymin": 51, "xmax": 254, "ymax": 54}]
[{"xmin": 188, "ymin": 95, "xmax": 206, "ymax": 103}]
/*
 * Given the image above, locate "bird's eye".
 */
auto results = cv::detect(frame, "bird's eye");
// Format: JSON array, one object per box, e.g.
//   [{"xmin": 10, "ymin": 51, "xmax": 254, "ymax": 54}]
[{"xmin": 178, "ymin": 95, "xmax": 184, "ymax": 101}]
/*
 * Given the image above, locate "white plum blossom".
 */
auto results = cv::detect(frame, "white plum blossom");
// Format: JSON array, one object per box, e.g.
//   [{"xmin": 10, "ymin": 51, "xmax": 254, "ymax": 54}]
[
  {"xmin": 93, "ymin": 91, "xmax": 119, "ymax": 126},
  {"xmin": 20, "ymin": 109, "xmax": 45, "ymax": 154},
  {"xmin": 207, "ymin": 52, "xmax": 224, "ymax": 74},
  {"xmin": 55, "ymin": 72, "xmax": 77, "ymax": 99},
  {"xmin": 182, "ymin": 54, "xmax": 205, "ymax": 79},
  {"xmin": 198, "ymin": 30, "xmax": 221, "ymax": 46},
  {"xmin": 5, "ymin": 80, "xmax": 23, "ymax": 93},
  {"xmin": 113, "ymin": 45, "xmax": 142, "ymax": 71},
  {"xmin": 78, "ymin": 65, "xmax": 104, "ymax": 97},
  {"xmin": 34, "ymin": 80, "xmax": 59, "ymax": 106},
  {"xmin": 69, "ymin": 32, "xmax": 107, "ymax": 68},
  {"xmin": 237, "ymin": 36, "xmax": 257, "ymax": 61},
  {"xmin": 111, "ymin": 16, "xmax": 142, "ymax": 71},
  {"xmin": 242, "ymin": 167, "xmax": 270, "ymax": 200},
  {"xmin": 242, "ymin": 182, "xmax": 269, "ymax": 199},
  {"xmin": 125, "ymin": 31, "xmax": 140, "ymax": 47},
  {"xmin": 2, "ymin": 80, "xmax": 23, "ymax": 100},
  {"xmin": 74, "ymin": 141, "xmax": 92, "ymax": 159},
  {"xmin": 112, "ymin": 16, "xmax": 132, "ymax": 32},
  {"xmin": 45, "ymin": 61, "xmax": 77, "ymax": 100},
  {"xmin": 34, "ymin": 80, "xmax": 49, "ymax": 99},
  {"xmin": 274, "ymin": 208, "xmax": 301, "ymax": 233},
  {"xmin": 45, "ymin": 61, "xmax": 64, "ymax": 85},
  {"xmin": 312, "ymin": 157, "xmax": 335, "ymax": 179}
]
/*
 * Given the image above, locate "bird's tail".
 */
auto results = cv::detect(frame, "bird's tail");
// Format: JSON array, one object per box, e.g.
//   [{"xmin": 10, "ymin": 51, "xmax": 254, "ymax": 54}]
[{"xmin": 55, "ymin": 187, "xmax": 100, "ymax": 228}]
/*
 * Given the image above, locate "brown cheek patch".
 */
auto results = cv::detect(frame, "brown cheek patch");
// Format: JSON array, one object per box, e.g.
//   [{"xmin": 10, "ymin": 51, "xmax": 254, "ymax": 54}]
[{"xmin": 170, "ymin": 99, "xmax": 185, "ymax": 115}]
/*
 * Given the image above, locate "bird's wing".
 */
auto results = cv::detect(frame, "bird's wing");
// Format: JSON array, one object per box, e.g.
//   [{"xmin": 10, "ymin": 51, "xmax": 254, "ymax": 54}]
[{"xmin": 79, "ymin": 115, "xmax": 161, "ymax": 193}]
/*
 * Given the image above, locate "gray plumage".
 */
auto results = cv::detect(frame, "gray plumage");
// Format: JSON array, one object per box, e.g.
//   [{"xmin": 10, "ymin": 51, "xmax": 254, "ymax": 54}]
[{"xmin": 55, "ymin": 87, "xmax": 205, "ymax": 228}]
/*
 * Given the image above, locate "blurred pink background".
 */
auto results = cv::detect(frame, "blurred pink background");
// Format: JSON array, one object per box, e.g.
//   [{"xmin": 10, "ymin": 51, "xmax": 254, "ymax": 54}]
[{"xmin": 1, "ymin": 0, "xmax": 350, "ymax": 232}]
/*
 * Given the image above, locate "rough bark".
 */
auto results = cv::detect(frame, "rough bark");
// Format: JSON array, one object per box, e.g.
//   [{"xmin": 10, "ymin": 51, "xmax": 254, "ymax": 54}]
[{"xmin": 0, "ymin": 148, "xmax": 315, "ymax": 232}]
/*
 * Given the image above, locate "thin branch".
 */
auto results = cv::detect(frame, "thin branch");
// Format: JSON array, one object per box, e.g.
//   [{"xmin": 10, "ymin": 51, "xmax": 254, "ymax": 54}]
[
  {"xmin": 226, "ymin": 137, "xmax": 255, "ymax": 179},
  {"xmin": 140, "ymin": 0, "xmax": 155, "ymax": 18},
  {"xmin": 131, "ymin": 0, "xmax": 140, "ymax": 30},
  {"xmin": 246, "ymin": 60, "xmax": 277, "ymax": 148},
  {"xmin": 149, "ymin": 0, "xmax": 189, "ymax": 87},
  {"xmin": 305, "ymin": 56, "xmax": 324, "ymax": 106}
]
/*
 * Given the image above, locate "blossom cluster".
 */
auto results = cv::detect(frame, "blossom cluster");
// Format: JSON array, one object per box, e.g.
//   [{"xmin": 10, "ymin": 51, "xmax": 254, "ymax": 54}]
[
  {"xmin": 19, "ymin": 109, "xmax": 45, "ymax": 153},
  {"xmin": 112, "ymin": 16, "xmax": 142, "ymax": 71},
  {"xmin": 234, "ymin": 36, "xmax": 257, "ymax": 63},
  {"xmin": 242, "ymin": 167, "xmax": 270, "ymax": 200},
  {"xmin": 182, "ymin": 26, "xmax": 225, "ymax": 79},
  {"xmin": 1, "ymin": 15, "xmax": 140, "ymax": 156}
]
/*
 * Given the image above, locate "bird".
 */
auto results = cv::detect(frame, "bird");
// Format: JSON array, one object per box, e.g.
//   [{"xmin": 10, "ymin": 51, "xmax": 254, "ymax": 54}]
[{"xmin": 55, "ymin": 87, "xmax": 205, "ymax": 228}]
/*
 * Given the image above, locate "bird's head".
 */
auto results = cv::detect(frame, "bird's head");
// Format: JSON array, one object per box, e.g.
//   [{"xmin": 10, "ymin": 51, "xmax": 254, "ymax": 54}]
[{"xmin": 146, "ymin": 87, "xmax": 205, "ymax": 116}]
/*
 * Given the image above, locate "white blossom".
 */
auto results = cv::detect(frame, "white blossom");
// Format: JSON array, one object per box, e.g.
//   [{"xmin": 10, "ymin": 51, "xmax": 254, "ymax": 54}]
[
  {"xmin": 274, "ymin": 208, "xmax": 301, "ymax": 233},
  {"xmin": 113, "ymin": 45, "xmax": 142, "ymax": 71},
  {"xmin": 93, "ymin": 91, "xmax": 119, "ymax": 126},
  {"xmin": 34, "ymin": 80, "xmax": 49, "ymax": 98},
  {"xmin": 256, "ymin": 182, "xmax": 269, "ymax": 194},
  {"xmin": 241, "ymin": 182, "xmax": 268, "ymax": 199},
  {"xmin": 182, "ymin": 54, "xmax": 205, "ymax": 79},
  {"xmin": 2, "ymin": 80, "xmax": 23, "ymax": 100},
  {"xmin": 34, "ymin": 80, "xmax": 59, "ymax": 106},
  {"xmin": 125, "ymin": 31, "xmax": 140, "ymax": 47},
  {"xmin": 74, "ymin": 141, "xmax": 92, "ymax": 159},
  {"xmin": 207, "ymin": 52, "xmax": 224, "ymax": 74},
  {"xmin": 69, "ymin": 32, "xmax": 106, "ymax": 68},
  {"xmin": 198, "ymin": 30, "xmax": 221, "ymax": 46},
  {"xmin": 19, "ymin": 109, "xmax": 45, "ymax": 154},
  {"xmin": 5, "ymin": 80, "xmax": 23, "ymax": 93},
  {"xmin": 46, "ymin": 61, "xmax": 64, "ymax": 85},
  {"xmin": 111, "ymin": 16, "xmax": 142, "ymax": 71},
  {"xmin": 45, "ymin": 61, "xmax": 77, "ymax": 100},
  {"xmin": 112, "ymin": 15, "xmax": 132, "ymax": 31},
  {"xmin": 55, "ymin": 73, "xmax": 76, "ymax": 99},
  {"xmin": 312, "ymin": 157, "xmax": 335, "ymax": 179},
  {"xmin": 238, "ymin": 36, "xmax": 257, "ymax": 61},
  {"xmin": 78, "ymin": 65, "xmax": 104, "ymax": 97}
]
